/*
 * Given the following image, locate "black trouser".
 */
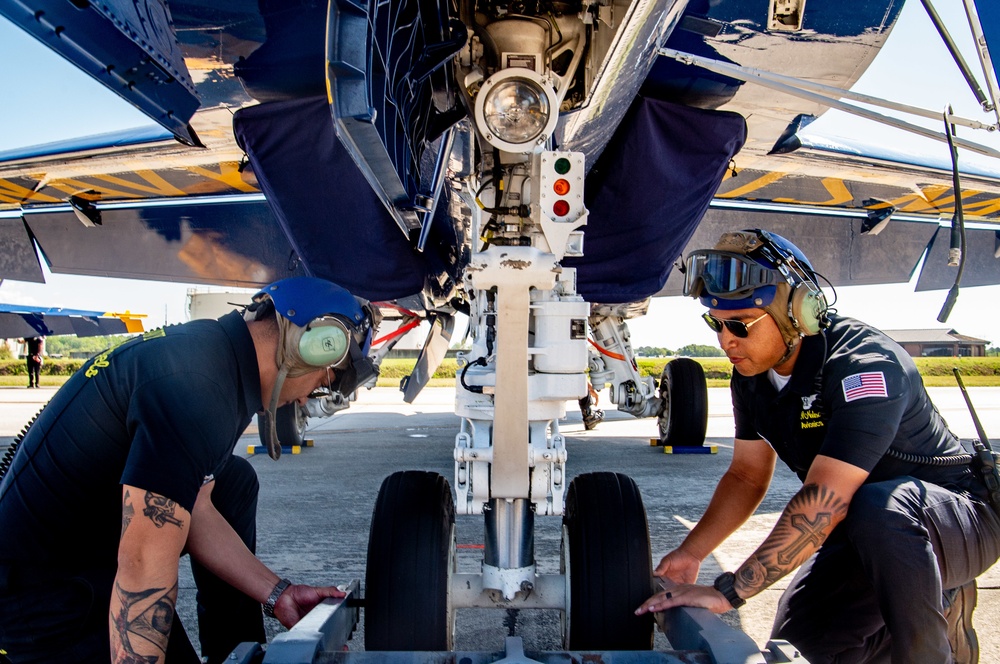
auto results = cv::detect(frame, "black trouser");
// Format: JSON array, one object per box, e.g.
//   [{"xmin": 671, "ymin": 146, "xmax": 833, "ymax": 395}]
[
  {"xmin": 771, "ymin": 477, "xmax": 1000, "ymax": 663},
  {"xmin": 25, "ymin": 360, "xmax": 40, "ymax": 387},
  {"xmin": 0, "ymin": 455, "xmax": 265, "ymax": 664}
]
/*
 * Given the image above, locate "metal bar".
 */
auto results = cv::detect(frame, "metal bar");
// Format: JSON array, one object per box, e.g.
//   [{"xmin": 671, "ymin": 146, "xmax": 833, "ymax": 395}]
[
  {"xmin": 262, "ymin": 580, "xmax": 361, "ymax": 664},
  {"xmin": 658, "ymin": 48, "xmax": 994, "ymax": 131},
  {"xmin": 964, "ymin": 0, "xmax": 1000, "ymax": 123},
  {"xmin": 416, "ymin": 128, "xmax": 456, "ymax": 252},
  {"xmin": 655, "ymin": 605, "xmax": 767, "ymax": 664},
  {"xmin": 920, "ymin": 0, "xmax": 991, "ymax": 109},
  {"xmin": 658, "ymin": 48, "xmax": 1000, "ymax": 158}
]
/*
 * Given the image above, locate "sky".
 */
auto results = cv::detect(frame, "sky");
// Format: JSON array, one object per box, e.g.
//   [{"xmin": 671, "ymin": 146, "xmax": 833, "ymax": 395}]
[{"xmin": 1, "ymin": 2, "xmax": 1000, "ymax": 349}]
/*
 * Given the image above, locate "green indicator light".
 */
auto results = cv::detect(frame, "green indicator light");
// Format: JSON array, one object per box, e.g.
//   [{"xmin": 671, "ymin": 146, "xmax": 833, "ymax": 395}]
[{"xmin": 554, "ymin": 157, "xmax": 571, "ymax": 174}]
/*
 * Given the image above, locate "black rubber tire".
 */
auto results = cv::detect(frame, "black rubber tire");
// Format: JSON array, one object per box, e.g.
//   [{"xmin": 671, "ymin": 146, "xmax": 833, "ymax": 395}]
[
  {"xmin": 562, "ymin": 472, "xmax": 653, "ymax": 650},
  {"xmin": 365, "ymin": 471, "xmax": 455, "ymax": 650},
  {"xmin": 657, "ymin": 357, "xmax": 708, "ymax": 447},
  {"xmin": 258, "ymin": 402, "xmax": 306, "ymax": 448}
]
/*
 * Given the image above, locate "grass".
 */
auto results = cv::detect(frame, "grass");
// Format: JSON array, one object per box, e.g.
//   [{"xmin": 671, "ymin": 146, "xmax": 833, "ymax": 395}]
[{"xmin": 4, "ymin": 372, "xmax": 997, "ymax": 390}]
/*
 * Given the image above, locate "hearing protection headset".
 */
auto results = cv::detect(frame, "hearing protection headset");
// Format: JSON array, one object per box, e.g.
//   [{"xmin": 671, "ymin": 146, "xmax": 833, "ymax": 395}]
[
  {"xmin": 750, "ymin": 230, "xmax": 829, "ymax": 336},
  {"xmin": 246, "ymin": 277, "xmax": 379, "ymax": 459},
  {"xmin": 684, "ymin": 229, "xmax": 829, "ymax": 344}
]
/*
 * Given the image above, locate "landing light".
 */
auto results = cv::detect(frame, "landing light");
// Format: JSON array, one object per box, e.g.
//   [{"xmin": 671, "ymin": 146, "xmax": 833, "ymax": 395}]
[
  {"xmin": 475, "ymin": 68, "xmax": 559, "ymax": 154},
  {"xmin": 482, "ymin": 79, "xmax": 549, "ymax": 144}
]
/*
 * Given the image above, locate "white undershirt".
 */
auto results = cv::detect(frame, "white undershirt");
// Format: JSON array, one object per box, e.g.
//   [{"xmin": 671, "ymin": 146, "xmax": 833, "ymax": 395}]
[{"xmin": 768, "ymin": 368, "xmax": 792, "ymax": 391}]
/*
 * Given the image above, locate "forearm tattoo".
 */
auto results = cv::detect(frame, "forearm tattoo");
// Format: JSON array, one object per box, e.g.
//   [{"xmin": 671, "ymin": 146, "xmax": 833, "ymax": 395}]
[
  {"xmin": 142, "ymin": 491, "xmax": 183, "ymax": 528},
  {"xmin": 736, "ymin": 483, "xmax": 848, "ymax": 597},
  {"xmin": 110, "ymin": 580, "xmax": 177, "ymax": 664},
  {"xmin": 121, "ymin": 490, "xmax": 135, "ymax": 538}
]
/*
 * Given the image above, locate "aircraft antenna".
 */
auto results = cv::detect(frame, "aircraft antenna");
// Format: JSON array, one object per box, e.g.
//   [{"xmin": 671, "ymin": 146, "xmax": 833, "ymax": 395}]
[{"xmin": 937, "ymin": 106, "xmax": 967, "ymax": 323}]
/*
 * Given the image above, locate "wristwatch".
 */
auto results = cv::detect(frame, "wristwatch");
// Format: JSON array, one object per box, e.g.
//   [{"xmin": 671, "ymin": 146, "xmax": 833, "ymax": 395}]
[
  {"xmin": 713, "ymin": 571, "xmax": 746, "ymax": 609},
  {"xmin": 263, "ymin": 578, "xmax": 291, "ymax": 618}
]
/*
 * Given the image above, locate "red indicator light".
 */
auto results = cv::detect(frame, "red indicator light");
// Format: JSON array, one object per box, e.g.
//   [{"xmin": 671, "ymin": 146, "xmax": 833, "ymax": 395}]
[
  {"xmin": 553, "ymin": 200, "xmax": 570, "ymax": 217},
  {"xmin": 553, "ymin": 179, "xmax": 570, "ymax": 195}
]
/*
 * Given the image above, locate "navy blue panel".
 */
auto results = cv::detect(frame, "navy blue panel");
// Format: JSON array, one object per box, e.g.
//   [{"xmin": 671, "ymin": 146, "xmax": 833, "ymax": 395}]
[
  {"xmin": 975, "ymin": 0, "xmax": 1000, "ymax": 94},
  {"xmin": 234, "ymin": 96, "xmax": 440, "ymax": 301},
  {"xmin": 232, "ymin": 0, "xmax": 327, "ymax": 102},
  {"xmin": 26, "ymin": 200, "xmax": 303, "ymax": 287},
  {"xmin": 565, "ymin": 97, "xmax": 747, "ymax": 303},
  {"xmin": 0, "ymin": 217, "xmax": 44, "ymax": 283}
]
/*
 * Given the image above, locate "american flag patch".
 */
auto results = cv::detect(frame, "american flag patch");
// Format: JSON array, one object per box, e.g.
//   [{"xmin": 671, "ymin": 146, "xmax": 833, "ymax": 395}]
[{"xmin": 841, "ymin": 372, "xmax": 888, "ymax": 402}]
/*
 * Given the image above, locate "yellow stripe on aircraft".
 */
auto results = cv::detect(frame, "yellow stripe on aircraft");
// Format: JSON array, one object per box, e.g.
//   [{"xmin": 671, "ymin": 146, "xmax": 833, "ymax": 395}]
[
  {"xmin": 91, "ymin": 171, "xmax": 187, "ymax": 197},
  {"xmin": 0, "ymin": 178, "xmax": 62, "ymax": 205},
  {"xmin": 715, "ymin": 171, "xmax": 787, "ymax": 198},
  {"xmin": 186, "ymin": 163, "xmax": 260, "ymax": 194},
  {"xmin": 774, "ymin": 177, "xmax": 854, "ymax": 206},
  {"xmin": 44, "ymin": 178, "xmax": 146, "ymax": 200},
  {"xmin": 106, "ymin": 311, "xmax": 147, "ymax": 334}
]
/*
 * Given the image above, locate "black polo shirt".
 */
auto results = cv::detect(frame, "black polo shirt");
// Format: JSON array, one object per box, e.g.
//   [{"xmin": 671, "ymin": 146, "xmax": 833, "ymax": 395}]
[
  {"xmin": 732, "ymin": 315, "xmax": 981, "ymax": 495},
  {"xmin": 0, "ymin": 311, "xmax": 262, "ymax": 570}
]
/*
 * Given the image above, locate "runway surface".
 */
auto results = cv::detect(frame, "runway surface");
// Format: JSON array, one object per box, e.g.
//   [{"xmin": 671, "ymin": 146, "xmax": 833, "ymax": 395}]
[{"xmin": 2, "ymin": 385, "xmax": 999, "ymax": 659}]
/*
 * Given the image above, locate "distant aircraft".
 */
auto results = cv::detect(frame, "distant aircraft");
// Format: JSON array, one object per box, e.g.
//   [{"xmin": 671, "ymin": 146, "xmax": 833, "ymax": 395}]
[
  {"xmin": 1, "ymin": 0, "xmax": 999, "ymax": 656},
  {"xmin": 0, "ymin": 304, "xmax": 144, "ymax": 339}
]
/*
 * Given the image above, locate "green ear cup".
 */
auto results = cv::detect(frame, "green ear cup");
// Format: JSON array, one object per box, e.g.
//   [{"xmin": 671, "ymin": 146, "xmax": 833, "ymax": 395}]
[{"xmin": 298, "ymin": 321, "xmax": 350, "ymax": 367}]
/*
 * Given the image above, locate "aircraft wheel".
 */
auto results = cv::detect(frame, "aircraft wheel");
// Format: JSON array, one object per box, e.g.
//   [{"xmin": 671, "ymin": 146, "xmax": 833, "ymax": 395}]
[
  {"xmin": 561, "ymin": 472, "xmax": 653, "ymax": 650},
  {"xmin": 365, "ymin": 471, "xmax": 455, "ymax": 650},
  {"xmin": 657, "ymin": 357, "xmax": 708, "ymax": 447},
  {"xmin": 258, "ymin": 402, "xmax": 307, "ymax": 448}
]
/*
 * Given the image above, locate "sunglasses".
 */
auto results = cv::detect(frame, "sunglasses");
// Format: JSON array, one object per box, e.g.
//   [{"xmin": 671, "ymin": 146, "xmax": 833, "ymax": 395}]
[{"xmin": 702, "ymin": 311, "xmax": 769, "ymax": 338}]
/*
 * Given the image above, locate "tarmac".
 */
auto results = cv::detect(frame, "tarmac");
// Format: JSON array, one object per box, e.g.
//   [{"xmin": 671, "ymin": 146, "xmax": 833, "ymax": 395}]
[{"xmin": 2, "ymin": 383, "xmax": 1000, "ymax": 661}]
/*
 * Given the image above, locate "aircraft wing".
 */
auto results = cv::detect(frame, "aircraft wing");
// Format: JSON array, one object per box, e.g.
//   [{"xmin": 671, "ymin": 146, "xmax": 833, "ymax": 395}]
[
  {"xmin": 0, "ymin": 304, "xmax": 144, "ymax": 339},
  {"xmin": 0, "ymin": 0, "xmax": 999, "ymax": 306}
]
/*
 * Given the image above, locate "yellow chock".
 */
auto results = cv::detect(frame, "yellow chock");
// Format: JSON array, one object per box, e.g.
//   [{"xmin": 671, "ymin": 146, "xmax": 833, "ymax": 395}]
[{"xmin": 663, "ymin": 445, "xmax": 718, "ymax": 455}]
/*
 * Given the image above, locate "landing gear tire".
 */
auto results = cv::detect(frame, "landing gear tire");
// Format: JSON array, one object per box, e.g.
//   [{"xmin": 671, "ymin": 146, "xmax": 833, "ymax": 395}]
[
  {"xmin": 365, "ymin": 471, "xmax": 456, "ymax": 650},
  {"xmin": 657, "ymin": 357, "xmax": 708, "ymax": 447},
  {"xmin": 562, "ymin": 472, "xmax": 653, "ymax": 650},
  {"xmin": 258, "ymin": 402, "xmax": 307, "ymax": 448}
]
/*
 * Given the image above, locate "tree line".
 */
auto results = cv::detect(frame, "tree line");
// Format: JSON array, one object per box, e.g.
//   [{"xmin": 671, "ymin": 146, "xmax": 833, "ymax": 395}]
[{"xmin": 634, "ymin": 344, "xmax": 725, "ymax": 358}]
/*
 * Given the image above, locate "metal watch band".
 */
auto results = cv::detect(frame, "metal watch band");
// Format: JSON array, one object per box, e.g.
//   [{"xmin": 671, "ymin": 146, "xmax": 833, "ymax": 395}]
[
  {"xmin": 713, "ymin": 571, "xmax": 746, "ymax": 609},
  {"xmin": 263, "ymin": 578, "xmax": 291, "ymax": 617}
]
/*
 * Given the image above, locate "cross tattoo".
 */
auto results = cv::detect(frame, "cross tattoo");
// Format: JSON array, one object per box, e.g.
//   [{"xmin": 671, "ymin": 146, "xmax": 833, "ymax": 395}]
[{"xmin": 777, "ymin": 513, "xmax": 831, "ymax": 565}]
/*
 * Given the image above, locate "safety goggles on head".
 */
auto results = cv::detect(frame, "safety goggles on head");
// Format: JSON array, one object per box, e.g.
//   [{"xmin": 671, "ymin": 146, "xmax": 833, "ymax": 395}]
[
  {"xmin": 683, "ymin": 251, "xmax": 780, "ymax": 299},
  {"xmin": 702, "ymin": 311, "xmax": 770, "ymax": 338}
]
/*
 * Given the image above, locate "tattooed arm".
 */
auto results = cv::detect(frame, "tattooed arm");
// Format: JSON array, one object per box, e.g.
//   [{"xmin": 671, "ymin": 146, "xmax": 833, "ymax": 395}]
[
  {"xmin": 655, "ymin": 437, "xmax": 778, "ymax": 584},
  {"xmin": 733, "ymin": 455, "xmax": 867, "ymax": 600},
  {"xmin": 186, "ymin": 480, "xmax": 346, "ymax": 627},
  {"xmin": 637, "ymin": 455, "xmax": 868, "ymax": 616},
  {"xmin": 111, "ymin": 485, "xmax": 190, "ymax": 664}
]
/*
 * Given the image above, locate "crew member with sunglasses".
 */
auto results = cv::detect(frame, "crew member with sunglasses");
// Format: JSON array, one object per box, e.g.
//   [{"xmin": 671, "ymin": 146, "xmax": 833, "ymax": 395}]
[
  {"xmin": 636, "ymin": 229, "xmax": 1000, "ymax": 663},
  {"xmin": 0, "ymin": 277, "xmax": 379, "ymax": 664}
]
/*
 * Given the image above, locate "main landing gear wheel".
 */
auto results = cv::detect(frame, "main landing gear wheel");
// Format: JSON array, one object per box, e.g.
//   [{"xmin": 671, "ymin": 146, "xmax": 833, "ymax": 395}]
[
  {"xmin": 657, "ymin": 357, "xmax": 708, "ymax": 447},
  {"xmin": 562, "ymin": 472, "xmax": 653, "ymax": 650},
  {"xmin": 365, "ymin": 471, "xmax": 456, "ymax": 650},
  {"xmin": 258, "ymin": 402, "xmax": 307, "ymax": 448}
]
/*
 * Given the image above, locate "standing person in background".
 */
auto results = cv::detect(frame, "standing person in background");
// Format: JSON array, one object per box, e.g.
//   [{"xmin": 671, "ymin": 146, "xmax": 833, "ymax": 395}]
[
  {"xmin": 21, "ymin": 337, "xmax": 43, "ymax": 388},
  {"xmin": 636, "ymin": 228, "xmax": 1000, "ymax": 663}
]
